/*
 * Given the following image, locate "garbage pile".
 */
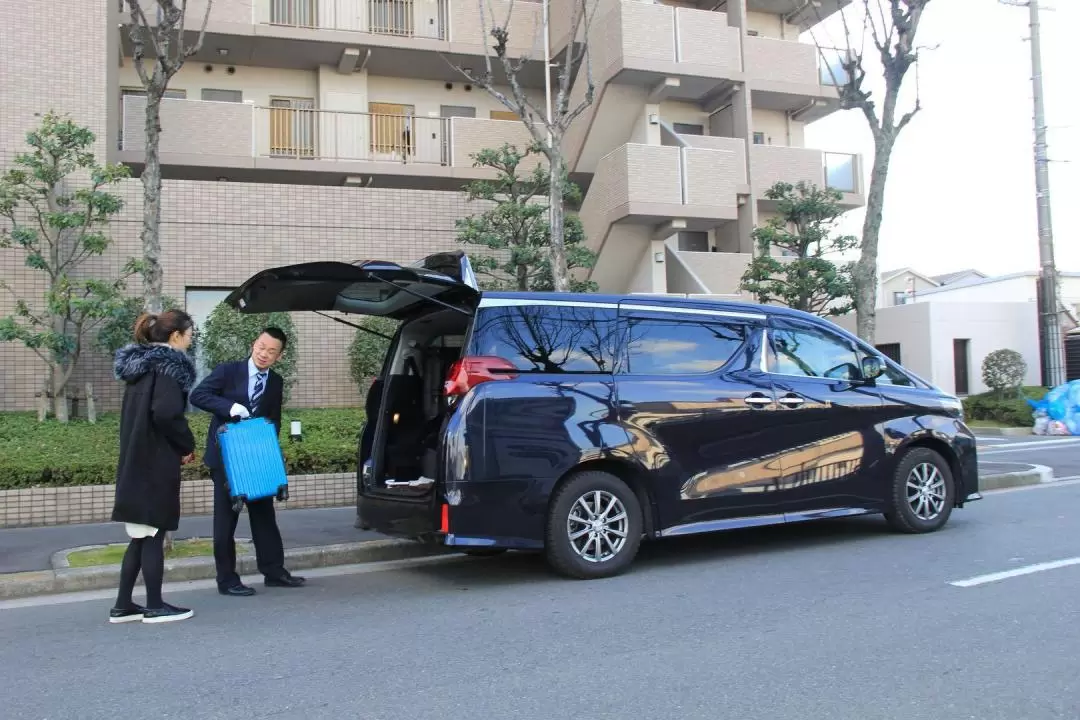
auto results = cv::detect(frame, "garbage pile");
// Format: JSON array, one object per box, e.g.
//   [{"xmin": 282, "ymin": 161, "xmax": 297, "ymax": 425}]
[{"xmin": 1028, "ymin": 380, "xmax": 1080, "ymax": 435}]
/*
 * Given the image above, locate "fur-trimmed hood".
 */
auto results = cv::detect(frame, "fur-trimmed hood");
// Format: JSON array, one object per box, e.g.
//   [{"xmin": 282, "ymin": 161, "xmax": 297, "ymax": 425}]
[{"xmin": 113, "ymin": 343, "xmax": 197, "ymax": 393}]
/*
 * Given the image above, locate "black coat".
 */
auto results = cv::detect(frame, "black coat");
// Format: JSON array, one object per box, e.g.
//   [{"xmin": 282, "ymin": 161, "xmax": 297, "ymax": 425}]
[
  {"xmin": 111, "ymin": 344, "xmax": 197, "ymax": 531},
  {"xmin": 189, "ymin": 360, "xmax": 283, "ymax": 471}
]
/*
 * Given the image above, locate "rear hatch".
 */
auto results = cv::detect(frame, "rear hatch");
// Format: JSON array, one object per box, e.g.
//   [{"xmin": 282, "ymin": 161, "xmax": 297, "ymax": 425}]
[{"xmin": 224, "ymin": 250, "xmax": 480, "ymax": 320}]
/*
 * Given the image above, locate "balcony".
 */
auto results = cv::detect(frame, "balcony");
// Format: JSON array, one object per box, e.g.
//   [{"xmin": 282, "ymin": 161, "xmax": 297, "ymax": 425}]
[
  {"xmin": 745, "ymin": 37, "xmax": 851, "ymax": 120},
  {"xmin": 117, "ymin": 95, "xmax": 535, "ymax": 186},
  {"xmin": 149, "ymin": 0, "xmax": 544, "ymax": 80},
  {"xmin": 750, "ymin": 145, "xmax": 863, "ymax": 208}
]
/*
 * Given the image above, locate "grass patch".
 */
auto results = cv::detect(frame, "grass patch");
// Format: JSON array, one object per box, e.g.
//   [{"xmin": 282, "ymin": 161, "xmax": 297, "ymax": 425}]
[
  {"xmin": 0, "ymin": 407, "xmax": 365, "ymax": 490},
  {"xmin": 66, "ymin": 538, "xmax": 252, "ymax": 568}
]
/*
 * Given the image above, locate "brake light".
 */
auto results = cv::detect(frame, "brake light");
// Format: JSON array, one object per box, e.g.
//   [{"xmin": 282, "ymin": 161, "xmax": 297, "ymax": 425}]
[
  {"xmin": 444, "ymin": 356, "xmax": 519, "ymax": 397},
  {"xmin": 440, "ymin": 503, "xmax": 450, "ymax": 534}
]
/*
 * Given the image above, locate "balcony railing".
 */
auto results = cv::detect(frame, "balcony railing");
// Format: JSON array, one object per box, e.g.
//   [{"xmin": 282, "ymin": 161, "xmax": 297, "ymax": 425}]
[
  {"xmin": 824, "ymin": 152, "xmax": 857, "ymax": 193},
  {"xmin": 818, "ymin": 48, "xmax": 851, "ymax": 87},
  {"xmin": 118, "ymin": 95, "xmax": 534, "ymax": 170},
  {"xmin": 750, "ymin": 145, "xmax": 860, "ymax": 198},
  {"xmin": 265, "ymin": 0, "xmax": 450, "ymax": 39}
]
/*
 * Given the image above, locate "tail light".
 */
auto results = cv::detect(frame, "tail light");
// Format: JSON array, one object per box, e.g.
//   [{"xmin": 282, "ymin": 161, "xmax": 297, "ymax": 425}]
[
  {"xmin": 440, "ymin": 503, "xmax": 450, "ymax": 534},
  {"xmin": 444, "ymin": 356, "xmax": 518, "ymax": 397}
]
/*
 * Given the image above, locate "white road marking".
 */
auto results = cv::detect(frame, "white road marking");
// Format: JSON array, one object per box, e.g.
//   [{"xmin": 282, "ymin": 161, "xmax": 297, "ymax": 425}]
[
  {"xmin": 0, "ymin": 554, "xmax": 467, "ymax": 612},
  {"xmin": 949, "ymin": 556, "xmax": 1080, "ymax": 588},
  {"xmin": 983, "ymin": 477, "xmax": 1080, "ymax": 495},
  {"xmin": 979, "ymin": 438, "xmax": 1080, "ymax": 451},
  {"xmin": 974, "ymin": 437, "xmax": 1009, "ymax": 443}
]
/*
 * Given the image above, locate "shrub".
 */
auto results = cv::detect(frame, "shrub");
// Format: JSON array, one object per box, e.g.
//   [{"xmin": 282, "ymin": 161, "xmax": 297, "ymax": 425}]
[
  {"xmin": 201, "ymin": 302, "xmax": 298, "ymax": 403},
  {"xmin": 348, "ymin": 317, "xmax": 398, "ymax": 390},
  {"xmin": 982, "ymin": 349, "xmax": 1027, "ymax": 397},
  {"xmin": 962, "ymin": 386, "xmax": 1048, "ymax": 427},
  {"xmin": 0, "ymin": 408, "xmax": 364, "ymax": 489}
]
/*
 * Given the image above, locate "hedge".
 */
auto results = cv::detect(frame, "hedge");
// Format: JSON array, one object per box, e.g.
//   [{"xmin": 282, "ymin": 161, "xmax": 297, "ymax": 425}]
[
  {"xmin": 0, "ymin": 408, "xmax": 365, "ymax": 490},
  {"xmin": 962, "ymin": 386, "xmax": 1048, "ymax": 428}
]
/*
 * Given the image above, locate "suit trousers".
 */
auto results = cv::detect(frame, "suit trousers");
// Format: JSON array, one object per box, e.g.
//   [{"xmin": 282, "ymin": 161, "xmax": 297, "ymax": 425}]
[{"xmin": 211, "ymin": 467, "xmax": 286, "ymax": 588}]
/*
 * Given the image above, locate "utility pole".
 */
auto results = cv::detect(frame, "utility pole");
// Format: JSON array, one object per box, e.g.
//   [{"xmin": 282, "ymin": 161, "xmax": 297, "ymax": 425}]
[{"xmin": 1002, "ymin": 0, "xmax": 1065, "ymax": 386}]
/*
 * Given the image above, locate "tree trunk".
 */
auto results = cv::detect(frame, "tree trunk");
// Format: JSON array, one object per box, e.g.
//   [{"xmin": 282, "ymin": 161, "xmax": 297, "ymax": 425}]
[
  {"xmin": 49, "ymin": 366, "xmax": 70, "ymax": 424},
  {"xmin": 37, "ymin": 376, "xmax": 50, "ymax": 422},
  {"xmin": 141, "ymin": 91, "xmax": 165, "ymax": 315},
  {"xmin": 547, "ymin": 150, "xmax": 570, "ymax": 292},
  {"xmin": 516, "ymin": 260, "xmax": 529, "ymax": 291},
  {"xmin": 86, "ymin": 382, "xmax": 97, "ymax": 424},
  {"xmin": 853, "ymin": 134, "xmax": 896, "ymax": 343}
]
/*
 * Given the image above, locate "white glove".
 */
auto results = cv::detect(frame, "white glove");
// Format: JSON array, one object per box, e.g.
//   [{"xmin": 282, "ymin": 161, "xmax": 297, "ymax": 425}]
[{"xmin": 229, "ymin": 403, "xmax": 251, "ymax": 419}]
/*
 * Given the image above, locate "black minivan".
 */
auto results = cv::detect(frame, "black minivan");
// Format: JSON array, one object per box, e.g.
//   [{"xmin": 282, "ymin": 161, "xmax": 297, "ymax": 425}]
[{"xmin": 227, "ymin": 251, "xmax": 981, "ymax": 579}]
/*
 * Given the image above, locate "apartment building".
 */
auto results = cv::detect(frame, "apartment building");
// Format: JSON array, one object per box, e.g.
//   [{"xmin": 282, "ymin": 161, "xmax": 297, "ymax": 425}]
[{"xmin": 0, "ymin": 0, "xmax": 863, "ymax": 412}]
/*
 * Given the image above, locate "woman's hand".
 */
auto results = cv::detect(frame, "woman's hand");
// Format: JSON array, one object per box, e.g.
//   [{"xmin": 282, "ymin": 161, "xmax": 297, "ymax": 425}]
[{"xmin": 181, "ymin": 452, "xmax": 196, "ymax": 466}]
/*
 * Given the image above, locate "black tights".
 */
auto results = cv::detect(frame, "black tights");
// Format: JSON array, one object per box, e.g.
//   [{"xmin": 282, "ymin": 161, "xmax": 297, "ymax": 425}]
[{"xmin": 115, "ymin": 532, "xmax": 166, "ymax": 609}]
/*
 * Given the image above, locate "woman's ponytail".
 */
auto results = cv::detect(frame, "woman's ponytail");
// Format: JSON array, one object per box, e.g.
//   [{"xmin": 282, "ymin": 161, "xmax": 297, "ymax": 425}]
[{"xmin": 133, "ymin": 312, "xmax": 156, "ymax": 344}]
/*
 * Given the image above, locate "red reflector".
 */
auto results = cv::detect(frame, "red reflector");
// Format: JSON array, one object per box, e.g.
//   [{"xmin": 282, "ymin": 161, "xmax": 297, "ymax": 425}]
[
  {"xmin": 444, "ymin": 356, "xmax": 518, "ymax": 397},
  {"xmin": 440, "ymin": 503, "xmax": 450, "ymax": 534}
]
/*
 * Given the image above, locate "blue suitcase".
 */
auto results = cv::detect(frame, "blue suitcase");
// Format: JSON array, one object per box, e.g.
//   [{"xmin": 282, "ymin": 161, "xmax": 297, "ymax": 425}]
[{"xmin": 217, "ymin": 417, "xmax": 290, "ymax": 514}]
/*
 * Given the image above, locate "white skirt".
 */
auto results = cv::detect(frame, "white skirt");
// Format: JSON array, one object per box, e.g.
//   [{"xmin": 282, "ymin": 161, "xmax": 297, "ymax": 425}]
[{"xmin": 125, "ymin": 523, "xmax": 160, "ymax": 539}]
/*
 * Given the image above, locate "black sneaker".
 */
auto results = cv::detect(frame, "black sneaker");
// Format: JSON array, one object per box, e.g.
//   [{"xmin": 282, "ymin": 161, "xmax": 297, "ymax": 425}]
[
  {"xmin": 142, "ymin": 603, "xmax": 194, "ymax": 624},
  {"xmin": 108, "ymin": 604, "xmax": 146, "ymax": 624}
]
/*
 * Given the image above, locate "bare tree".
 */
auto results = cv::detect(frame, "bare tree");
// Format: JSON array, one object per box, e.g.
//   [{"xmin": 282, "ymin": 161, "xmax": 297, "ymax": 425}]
[
  {"xmin": 813, "ymin": 0, "xmax": 929, "ymax": 342},
  {"xmin": 449, "ymin": 0, "xmax": 600, "ymax": 292},
  {"xmin": 125, "ymin": 0, "xmax": 213, "ymax": 313}
]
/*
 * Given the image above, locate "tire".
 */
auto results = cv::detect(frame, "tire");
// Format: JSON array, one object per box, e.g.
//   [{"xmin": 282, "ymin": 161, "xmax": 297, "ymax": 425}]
[
  {"xmin": 884, "ymin": 447, "xmax": 955, "ymax": 534},
  {"xmin": 461, "ymin": 548, "xmax": 508, "ymax": 558},
  {"xmin": 545, "ymin": 471, "xmax": 643, "ymax": 580}
]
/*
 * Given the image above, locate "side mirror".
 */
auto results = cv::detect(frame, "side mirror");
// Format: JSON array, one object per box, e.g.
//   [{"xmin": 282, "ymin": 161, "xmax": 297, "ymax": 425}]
[{"xmin": 861, "ymin": 356, "xmax": 885, "ymax": 381}]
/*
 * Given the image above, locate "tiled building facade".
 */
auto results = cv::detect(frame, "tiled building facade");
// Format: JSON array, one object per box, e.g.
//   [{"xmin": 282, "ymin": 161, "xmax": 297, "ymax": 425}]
[{"xmin": 0, "ymin": 0, "xmax": 862, "ymax": 412}]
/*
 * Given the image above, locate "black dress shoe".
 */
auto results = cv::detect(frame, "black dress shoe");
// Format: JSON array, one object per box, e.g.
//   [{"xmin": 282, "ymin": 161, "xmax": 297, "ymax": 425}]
[
  {"xmin": 264, "ymin": 573, "xmax": 306, "ymax": 588},
  {"xmin": 219, "ymin": 584, "xmax": 256, "ymax": 597}
]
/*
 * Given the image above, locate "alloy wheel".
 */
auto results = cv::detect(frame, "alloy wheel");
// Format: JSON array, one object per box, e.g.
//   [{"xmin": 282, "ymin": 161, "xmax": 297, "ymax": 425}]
[
  {"xmin": 906, "ymin": 462, "xmax": 946, "ymax": 521},
  {"xmin": 567, "ymin": 490, "xmax": 629, "ymax": 563}
]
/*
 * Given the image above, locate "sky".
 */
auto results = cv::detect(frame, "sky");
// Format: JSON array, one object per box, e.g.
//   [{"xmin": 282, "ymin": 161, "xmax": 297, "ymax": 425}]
[{"xmin": 802, "ymin": 0, "xmax": 1078, "ymax": 278}]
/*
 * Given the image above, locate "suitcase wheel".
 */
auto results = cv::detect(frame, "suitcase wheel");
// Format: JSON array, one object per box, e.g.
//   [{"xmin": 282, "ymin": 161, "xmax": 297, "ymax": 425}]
[
  {"xmin": 276, "ymin": 486, "xmax": 289, "ymax": 502},
  {"xmin": 231, "ymin": 496, "xmax": 246, "ymax": 514}
]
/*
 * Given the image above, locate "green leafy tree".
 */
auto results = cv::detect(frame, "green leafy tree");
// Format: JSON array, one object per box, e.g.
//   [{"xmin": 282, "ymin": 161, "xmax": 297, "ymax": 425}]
[
  {"xmin": 97, "ymin": 294, "xmax": 183, "ymax": 354},
  {"xmin": 348, "ymin": 317, "xmax": 399, "ymax": 391},
  {"xmin": 456, "ymin": 143, "xmax": 597, "ymax": 293},
  {"xmin": 982, "ymin": 349, "xmax": 1027, "ymax": 398},
  {"xmin": 0, "ymin": 112, "xmax": 138, "ymax": 422},
  {"xmin": 200, "ymin": 302, "xmax": 298, "ymax": 404},
  {"xmin": 740, "ymin": 181, "xmax": 858, "ymax": 317}
]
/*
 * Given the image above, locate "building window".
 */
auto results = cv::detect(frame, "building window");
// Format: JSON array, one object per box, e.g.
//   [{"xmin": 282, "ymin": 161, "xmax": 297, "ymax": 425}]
[
  {"xmin": 753, "ymin": 132, "xmax": 766, "ymax": 145},
  {"xmin": 270, "ymin": 0, "xmax": 316, "ymax": 27},
  {"xmin": 673, "ymin": 123, "xmax": 704, "ymax": 136},
  {"xmin": 269, "ymin": 97, "xmax": 316, "ymax": 158},
  {"xmin": 185, "ymin": 288, "xmax": 233, "ymax": 390},
  {"xmin": 201, "ymin": 88, "xmax": 243, "ymax": 103},
  {"xmin": 892, "ymin": 291, "xmax": 909, "ymax": 306},
  {"xmin": 676, "ymin": 231, "xmax": 709, "ymax": 252}
]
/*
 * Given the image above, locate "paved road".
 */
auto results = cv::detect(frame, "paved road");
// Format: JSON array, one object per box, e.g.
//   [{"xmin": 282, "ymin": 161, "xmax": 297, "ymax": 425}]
[
  {"xmin": 3, "ymin": 481, "xmax": 1079, "ymax": 719},
  {"xmin": 974, "ymin": 434, "xmax": 1080, "ymax": 479}
]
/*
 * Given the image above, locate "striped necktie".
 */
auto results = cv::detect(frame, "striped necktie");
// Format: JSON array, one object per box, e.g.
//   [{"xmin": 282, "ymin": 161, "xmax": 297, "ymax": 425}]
[{"xmin": 251, "ymin": 371, "xmax": 266, "ymax": 409}]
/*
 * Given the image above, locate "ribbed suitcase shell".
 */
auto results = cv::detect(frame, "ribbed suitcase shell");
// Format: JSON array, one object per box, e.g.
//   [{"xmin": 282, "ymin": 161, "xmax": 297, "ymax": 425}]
[{"xmin": 218, "ymin": 417, "xmax": 288, "ymax": 503}]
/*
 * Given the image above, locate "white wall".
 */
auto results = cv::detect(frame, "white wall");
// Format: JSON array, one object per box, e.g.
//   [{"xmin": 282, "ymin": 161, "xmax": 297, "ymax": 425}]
[{"xmin": 833, "ymin": 301, "xmax": 1041, "ymax": 395}]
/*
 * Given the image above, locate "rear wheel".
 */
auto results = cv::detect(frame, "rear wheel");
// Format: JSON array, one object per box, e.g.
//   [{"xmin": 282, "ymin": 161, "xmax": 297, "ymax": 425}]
[
  {"xmin": 545, "ymin": 471, "xmax": 643, "ymax": 580},
  {"xmin": 884, "ymin": 447, "xmax": 955, "ymax": 533}
]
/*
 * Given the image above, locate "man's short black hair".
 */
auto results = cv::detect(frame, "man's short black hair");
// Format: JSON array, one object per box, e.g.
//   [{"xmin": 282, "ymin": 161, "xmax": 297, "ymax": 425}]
[{"xmin": 260, "ymin": 326, "xmax": 288, "ymax": 350}]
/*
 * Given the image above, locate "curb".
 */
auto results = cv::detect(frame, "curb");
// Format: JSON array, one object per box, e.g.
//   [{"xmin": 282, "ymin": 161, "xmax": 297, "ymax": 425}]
[
  {"xmin": 979, "ymin": 464, "xmax": 1054, "ymax": 492},
  {"xmin": 970, "ymin": 426, "xmax": 1032, "ymax": 437},
  {"xmin": 0, "ymin": 538, "xmax": 448, "ymax": 600}
]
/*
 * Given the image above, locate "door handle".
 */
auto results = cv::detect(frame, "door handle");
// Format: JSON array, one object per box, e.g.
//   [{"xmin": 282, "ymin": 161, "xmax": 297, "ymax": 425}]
[
  {"xmin": 778, "ymin": 393, "xmax": 805, "ymax": 409},
  {"xmin": 744, "ymin": 393, "xmax": 773, "ymax": 409}
]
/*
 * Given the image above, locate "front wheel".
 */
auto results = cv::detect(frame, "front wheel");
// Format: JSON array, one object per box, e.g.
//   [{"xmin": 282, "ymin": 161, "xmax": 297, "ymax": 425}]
[
  {"xmin": 884, "ymin": 447, "xmax": 955, "ymax": 533},
  {"xmin": 545, "ymin": 471, "xmax": 643, "ymax": 580}
]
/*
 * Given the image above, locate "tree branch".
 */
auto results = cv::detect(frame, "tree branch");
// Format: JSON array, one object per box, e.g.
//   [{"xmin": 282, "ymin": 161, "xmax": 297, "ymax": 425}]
[{"xmin": 183, "ymin": 0, "xmax": 214, "ymax": 58}]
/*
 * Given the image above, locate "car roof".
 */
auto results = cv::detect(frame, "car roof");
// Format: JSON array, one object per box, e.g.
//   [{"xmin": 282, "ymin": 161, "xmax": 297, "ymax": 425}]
[{"xmin": 481, "ymin": 291, "xmax": 826, "ymax": 324}]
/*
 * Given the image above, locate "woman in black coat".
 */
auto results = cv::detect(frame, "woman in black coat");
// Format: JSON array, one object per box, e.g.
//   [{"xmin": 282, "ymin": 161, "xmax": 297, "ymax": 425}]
[{"xmin": 109, "ymin": 309, "xmax": 198, "ymax": 625}]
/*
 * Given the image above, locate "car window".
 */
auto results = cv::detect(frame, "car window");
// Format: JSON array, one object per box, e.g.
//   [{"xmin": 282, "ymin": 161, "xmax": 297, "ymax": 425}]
[
  {"xmin": 468, "ymin": 304, "xmax": 623, "ymax": 373},
  {"xmin": 622, "ymin": 316, "xmax": 748, "ymax": 375},
  {"xmin": 768, "ymin": 323, "xmax": 860, "ymax": 379},
  {"xmin": 876, "ymin": 361, "xmax": 916, "ymax": 387}
]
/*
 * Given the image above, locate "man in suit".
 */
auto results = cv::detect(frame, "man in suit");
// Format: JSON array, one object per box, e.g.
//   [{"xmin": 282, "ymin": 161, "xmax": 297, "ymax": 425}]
[{"xmin": 190, "ymin": 327, "xmax": 306, "ymax": 596}]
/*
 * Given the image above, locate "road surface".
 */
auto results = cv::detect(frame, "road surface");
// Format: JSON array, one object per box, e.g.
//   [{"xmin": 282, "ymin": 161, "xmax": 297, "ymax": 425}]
[
  {"xmin": 975, "ymin": 433, "xmax": 1080, "ymax": 480},
  {"xmin": 2, "ymin": 479, "xmax": 1079, "ymax": 720}
]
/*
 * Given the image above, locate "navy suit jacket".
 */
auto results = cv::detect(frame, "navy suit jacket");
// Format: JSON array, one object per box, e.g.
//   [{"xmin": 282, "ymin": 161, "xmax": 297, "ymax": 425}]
[{"xmin": 189, "ymin": 360, "xmax": 283, "ymax": 471}]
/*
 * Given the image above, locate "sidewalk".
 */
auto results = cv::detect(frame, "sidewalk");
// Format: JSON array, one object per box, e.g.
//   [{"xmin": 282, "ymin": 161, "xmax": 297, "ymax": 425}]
[{"xmin": 0, "ymin": 506, "xmax": 378, "ymax": 574}]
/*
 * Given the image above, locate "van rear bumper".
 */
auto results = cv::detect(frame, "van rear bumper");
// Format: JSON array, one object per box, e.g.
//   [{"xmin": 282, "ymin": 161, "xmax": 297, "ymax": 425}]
[{"xmin": 357, "ymin": 492, "xmax": 439, "ymax": 541}]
